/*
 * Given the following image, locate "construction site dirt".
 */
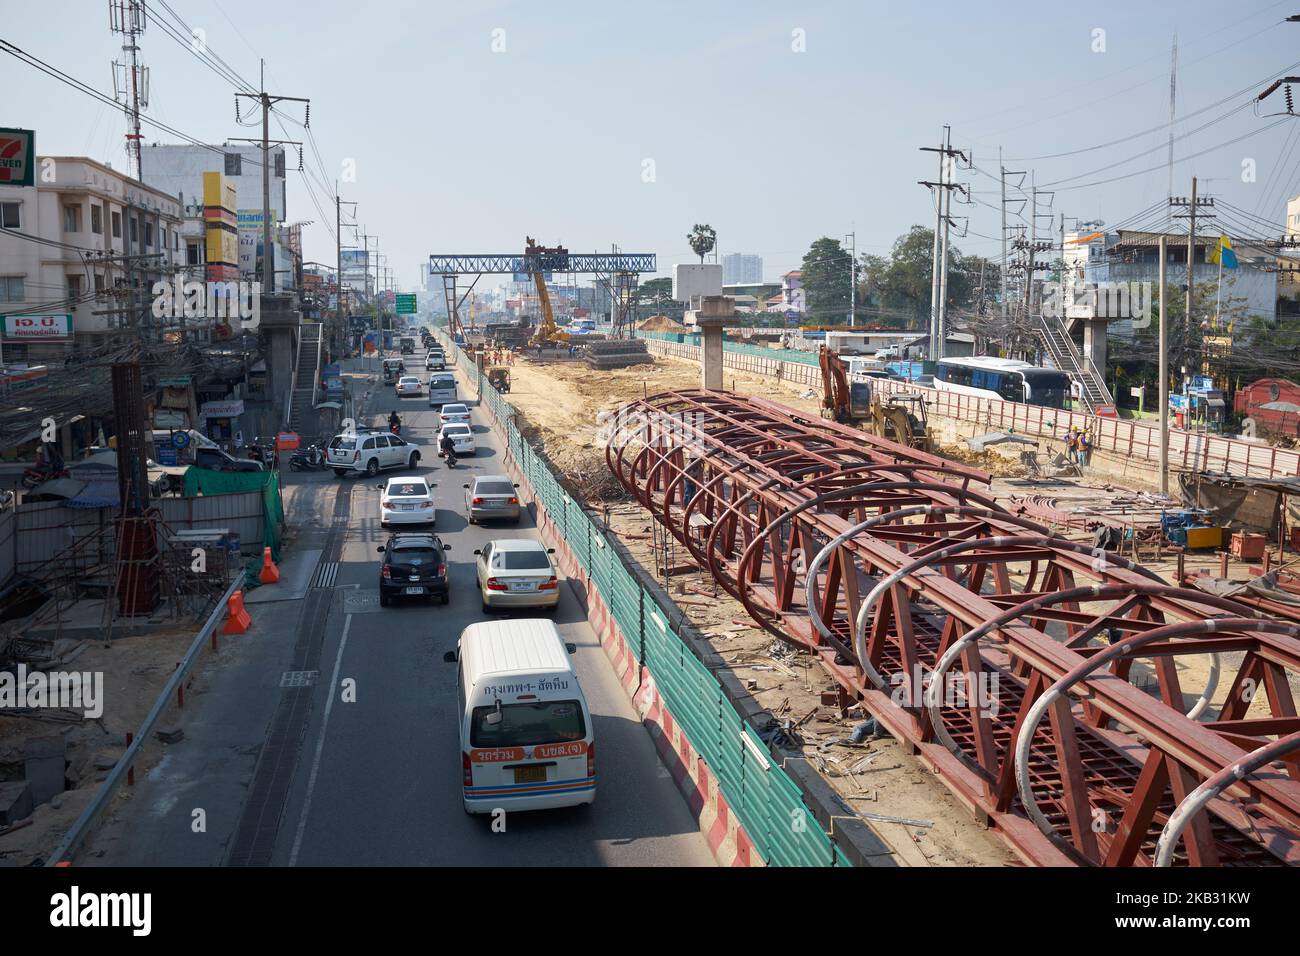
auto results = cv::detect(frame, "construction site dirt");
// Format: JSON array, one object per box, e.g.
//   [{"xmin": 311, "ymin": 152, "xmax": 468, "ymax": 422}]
[{"xmin": 505, "ymin": 349, "xmax": 1300, "ymax": 867}]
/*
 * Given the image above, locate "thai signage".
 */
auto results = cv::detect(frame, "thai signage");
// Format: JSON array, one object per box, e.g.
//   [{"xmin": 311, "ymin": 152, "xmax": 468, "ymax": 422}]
[{"xmin": 3, "ymin": 314, "xmax": 72, "ymax": 340}]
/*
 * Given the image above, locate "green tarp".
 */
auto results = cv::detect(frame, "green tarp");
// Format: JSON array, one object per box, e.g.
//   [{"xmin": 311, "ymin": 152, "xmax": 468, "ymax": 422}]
[{"xmin": 180, "ymin": 467, "xmax": 285, "ymax": 560}]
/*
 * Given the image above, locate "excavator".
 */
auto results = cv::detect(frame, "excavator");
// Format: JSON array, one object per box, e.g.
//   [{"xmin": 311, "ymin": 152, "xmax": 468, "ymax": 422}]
[{"xmin": 819, "ymin": 346, "xmax": 935, "ymax": 452}]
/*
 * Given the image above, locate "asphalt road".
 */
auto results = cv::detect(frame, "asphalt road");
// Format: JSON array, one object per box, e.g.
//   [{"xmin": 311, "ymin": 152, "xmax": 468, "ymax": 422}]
[{"xmin": 77, "ymin": 340, "xmax": 709, "ymax": 869}]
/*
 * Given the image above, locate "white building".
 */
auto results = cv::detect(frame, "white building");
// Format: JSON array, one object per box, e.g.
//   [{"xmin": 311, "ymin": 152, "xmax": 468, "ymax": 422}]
[
  {"xmin": 140, "ymin": 143, "xmax": 291, "ymax": 291},
  {"xmin": 722, "ymin": 253, "xmax": 763, "ymax": 285},
  {"xmin": 0, "ymin": 156, "xmax": 183, "ymax": 361},
  {"xmin": 672, "ymin": 262, "xmax": 722, "ymax": 303},
  {"xmin": 781, "ymin": 271, "xmax": 805, "ymax": 314}
]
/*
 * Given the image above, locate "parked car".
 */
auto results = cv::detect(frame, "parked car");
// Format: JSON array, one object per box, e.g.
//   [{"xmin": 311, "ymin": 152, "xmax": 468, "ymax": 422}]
[
  {"xmin": 194, "ymin": 446, "xmax": 264, "ymax": 473},
  {"xmin": 438, "ymin": 422, "xmax": 476, "ymax": 457},
  {"xmin": 328, "ymin": 429, "xmax": 421, "ymax": 477},
  {"xmin": 473, "ymin": 538, "xmax": 560, "ymax": 612},
  {"xmin": 378, "ymin": 532, "xmax": 451, "ymax": 606},
  {"xmin": 396, "ymin": 375, "xmax": 423, "ymax": 397},
  {"xmin": 465, "ymin": 475, "xmax": 521, "ymax": 524},
  {"xmin": 378, "ymin": 476, "xmax": 437, "ymax": 528},
  {"xmin": 439, "ymin": 402, "xmax": 471, "ymax": 427}
]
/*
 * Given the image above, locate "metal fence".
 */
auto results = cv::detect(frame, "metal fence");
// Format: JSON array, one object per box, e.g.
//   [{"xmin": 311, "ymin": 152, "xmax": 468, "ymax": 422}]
[
  {"xmin": 459, "ymin": 344, "xmax": 845, "ymax": 866},
  {"xmin": 639, "ymin": 335, "xmax": 1300, "ymax": 479},
  {"xmin": 12, "ymin": 491, "xmax": 265, "ymax": 574}
]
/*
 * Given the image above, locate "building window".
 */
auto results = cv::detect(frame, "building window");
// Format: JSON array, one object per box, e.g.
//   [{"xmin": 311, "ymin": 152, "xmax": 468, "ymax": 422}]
[
  {"xmin": 63, "ymin": 205, "xmax": 82, "ymax": 233},
  {"xmin": 112, "ymin": 210, "xmax": 122, "ymax": 238},
  {"xmin": 0, "ymin": 202, "xmax": 19, "ymax": 229},
  {"xmin": 274, "ymin": 151, "xmax": 285, "ymax": 178},
  {"xmin": 187, "ymin": 242, "xmax": 201, "ymax": 266},
  {"xmin": 67, "ymin": 274, "xmax": 83, "ymax": 299},
  {"xmin": 0, "ymin": 276, "xmax": 25, "ymax": 302},
  {"xmin": 91, "ymin": 204, "xmax": 103, "ymax": 235},
  {"xmin": 224, "ymin": 153, "xmax": 242, "ymax": 176},
  {"xmin": 94, "ymin": 273, "xmax": 105, "ymax": 294},
  {"xmin": 130, "ymin": 216, "xmax": 138, "ymax": 244},
  {"xmin": 144, "ymin": 220, "xmax": 153, "ymax": 247}
]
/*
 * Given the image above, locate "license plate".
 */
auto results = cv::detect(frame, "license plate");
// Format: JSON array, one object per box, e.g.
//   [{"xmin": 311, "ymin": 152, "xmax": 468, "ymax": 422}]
[
  {"xmin": 514, "ymin": 765, "xmax": 546, "ymax": 784},
  {"xmin": 404, "ymin": 587, "xmax": 424, "ymax": 595},
  {"xmin": 400, "ymin": 504, "xmax": 414, "ymax": 511},
  {"xmin": 508, "ymin": 582, "xmax": 534, "ymax": 592}
]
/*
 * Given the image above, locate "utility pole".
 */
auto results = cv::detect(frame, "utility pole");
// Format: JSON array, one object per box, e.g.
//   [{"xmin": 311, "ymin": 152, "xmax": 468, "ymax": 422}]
[
  {"xmin": 1170, "ymin": 178, "xmax": 1214, "ymax": 395},
  {"xmin": 1159, "ymin": 236, "xmax": 1169, "ymax": 495},
  {"xmin": 845, "ymin": 231, "xmax": 856, "ymax": 326},
  {"xmin": 919, "ymin": 126, "xmax": 969, "ymax": 360},
  {"xmin": 233, "ymin": 64, "xmax": 306, "ymax": 290},
  {"xmin": 336, "ymin": 191, "xmax": 357, "ymax": 356},
  {"xmin": 109, "ymin": 0, "xmax": 148, "ymax": 181}
]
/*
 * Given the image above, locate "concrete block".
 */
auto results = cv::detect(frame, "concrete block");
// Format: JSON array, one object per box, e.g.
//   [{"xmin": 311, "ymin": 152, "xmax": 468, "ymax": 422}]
[
  {"xmin": 0, "ymin": 780, "xmax": 34, "ymax": 826},
  {"xmin": 22, "ymin": 735, "xmax": 66, "ymax": 806}
]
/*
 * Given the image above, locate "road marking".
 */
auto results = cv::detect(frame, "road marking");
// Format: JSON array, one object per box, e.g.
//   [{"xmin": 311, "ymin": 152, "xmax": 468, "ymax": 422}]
[{"xmin": 288, "ymin": 611, "xmax": 352, "ymax": 867}]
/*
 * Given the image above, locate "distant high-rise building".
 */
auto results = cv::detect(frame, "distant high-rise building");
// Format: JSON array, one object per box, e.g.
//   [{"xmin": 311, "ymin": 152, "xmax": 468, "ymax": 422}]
[{"xmin": 722, "ymin": 253, "xmax": 763, "ymax": 285}]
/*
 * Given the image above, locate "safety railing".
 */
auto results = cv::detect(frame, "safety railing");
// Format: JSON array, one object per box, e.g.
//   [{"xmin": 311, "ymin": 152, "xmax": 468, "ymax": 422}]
[
  {"xmin": 45, "ymin": 578, "xmax": 241, "ymax": 866},
  {"xmin": 447, "ymin": 335, "xmax": 847, "ymax": 866}
]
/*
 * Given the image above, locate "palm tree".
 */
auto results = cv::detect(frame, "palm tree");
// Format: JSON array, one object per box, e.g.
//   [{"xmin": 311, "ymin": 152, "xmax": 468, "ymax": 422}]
[{"xmin": 687, "ymin": 224, "xmax": 716, "ymax": 264}]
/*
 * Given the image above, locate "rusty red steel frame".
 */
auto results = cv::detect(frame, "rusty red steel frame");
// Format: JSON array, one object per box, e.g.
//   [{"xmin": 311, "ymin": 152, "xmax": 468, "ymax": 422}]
[{"xmin": 606, "ymin": 390, "xmax": 1300, "ymax": 866}]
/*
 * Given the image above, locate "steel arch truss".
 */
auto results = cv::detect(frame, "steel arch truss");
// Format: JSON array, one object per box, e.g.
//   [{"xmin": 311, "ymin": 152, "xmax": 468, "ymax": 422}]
[{"xmin": 607, "ymin": 390, "xmax": 1300, "ymax": 867}]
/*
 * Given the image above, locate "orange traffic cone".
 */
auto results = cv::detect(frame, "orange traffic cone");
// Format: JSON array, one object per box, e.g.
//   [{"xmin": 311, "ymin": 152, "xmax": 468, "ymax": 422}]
[
  {"xmin": 223, "ymin": 589, "xmax": 252, "ymax": 634},
  {"xmin": 259, "ymin": 546, "xmax": 280, "ymax": 585}
]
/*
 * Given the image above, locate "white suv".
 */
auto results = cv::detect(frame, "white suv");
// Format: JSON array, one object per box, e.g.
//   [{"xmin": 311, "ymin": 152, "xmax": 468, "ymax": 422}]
[{"xmin": 327, "ymin": 429, "xmax": 422, "ymax": 478}]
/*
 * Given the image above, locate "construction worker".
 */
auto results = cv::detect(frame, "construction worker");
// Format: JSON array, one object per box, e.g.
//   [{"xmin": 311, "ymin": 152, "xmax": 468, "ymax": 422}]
[{"xmin": 1078, "ymin": 429, "xmax": 1092, "ymax": 467}]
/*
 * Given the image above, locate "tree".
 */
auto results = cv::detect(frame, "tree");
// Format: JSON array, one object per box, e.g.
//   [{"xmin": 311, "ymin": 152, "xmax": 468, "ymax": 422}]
[
  {"xmin": 687, "ymin": 224, "xmax": 716, "ymax": 263},
  {"xmin": 801, "ymin": 237, "xmax": 853, "ymax": 323}
]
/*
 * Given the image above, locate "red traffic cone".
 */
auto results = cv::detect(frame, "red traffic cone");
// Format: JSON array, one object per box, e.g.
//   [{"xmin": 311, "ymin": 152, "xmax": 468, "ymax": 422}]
[{"xmin": 259, "ymin": 546, "xmax": 280, "ymax": 585}]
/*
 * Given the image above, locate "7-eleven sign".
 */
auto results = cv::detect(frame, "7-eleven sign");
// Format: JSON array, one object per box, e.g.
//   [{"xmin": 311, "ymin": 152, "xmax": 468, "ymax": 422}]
[{"xmin": 0, "ymin": 129, "xmax": 35, "ymax": 187}]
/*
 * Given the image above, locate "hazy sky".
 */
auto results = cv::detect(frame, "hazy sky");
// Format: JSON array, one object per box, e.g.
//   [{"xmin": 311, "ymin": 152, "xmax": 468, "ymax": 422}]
[{"xmin": 6, "ymin": 0, "xmax": 1300, "ymax": 291}]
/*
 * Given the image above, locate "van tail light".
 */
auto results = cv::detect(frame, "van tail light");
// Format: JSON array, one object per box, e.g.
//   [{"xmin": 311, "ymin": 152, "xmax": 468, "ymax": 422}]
[
  {"xmin": 381, "ymin": 565, "xmax": 391, "ymax": 579},
  {"xmin": 462, "ymin": 752, "xmax": 473, "ymax": 788},
  {"xmin": 472, "ymin": 497, "xmax": 484, "ymax": 505},
  {"xmin": 539, "ymin": 576, "xmax": 558, "ymax": 590},
  {"xmin": 486, "ymin": 577, "xmax": 507, "ymax": 591},
  {"xmin": 586, "ymin": 742, "xmax": 596, "ymax": 779},
  {"xmin": 508, "ymin": 496, "xmax": 519, "ymax": 505}
]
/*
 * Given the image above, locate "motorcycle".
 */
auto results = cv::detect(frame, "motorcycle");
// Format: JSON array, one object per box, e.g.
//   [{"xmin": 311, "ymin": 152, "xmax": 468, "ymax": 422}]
[
  {"xmin": 289, "ymin": 445, "xmax": 327, "ymax": 471},
  {"xmin": 444, "ymin": 449, "xmax": 458, "ymax": 468},
  {"xmin": 21, "ymin": 465, "xmax": 69, "ymax": 490},
  {"xmin": 389, "ymin": 422, "xmax": 402, "ymax": 437}
]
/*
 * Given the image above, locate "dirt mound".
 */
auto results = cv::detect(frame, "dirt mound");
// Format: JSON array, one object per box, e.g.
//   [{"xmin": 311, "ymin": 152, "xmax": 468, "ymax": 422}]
[{"xmin": 636, "ymin": 315, "xmax": 687, "ymax": 333}]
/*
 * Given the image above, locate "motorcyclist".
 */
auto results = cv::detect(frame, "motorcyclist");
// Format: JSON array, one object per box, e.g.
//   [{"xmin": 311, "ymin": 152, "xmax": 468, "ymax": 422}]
[
  {"xmin": 388, "ymin": 410, "xmax": 401, "ymax": 435},
  {"xmin": 439, "ymin": 431, "xmax": 456, "ymax": 463}
]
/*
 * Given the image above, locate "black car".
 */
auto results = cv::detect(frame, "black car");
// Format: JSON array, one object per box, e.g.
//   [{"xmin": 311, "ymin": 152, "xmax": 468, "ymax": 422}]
[
  {"xmin": 378, "ymin": 532, "xmax": 451, "ymax": 606},
  {"xmin": 194, "ymin": 446, "xmax": 265, "ymax": 473}
]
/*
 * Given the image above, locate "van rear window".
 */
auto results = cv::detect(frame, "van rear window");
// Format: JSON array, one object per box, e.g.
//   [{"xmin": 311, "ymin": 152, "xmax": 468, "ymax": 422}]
[
  {"xmin": 470, "ymin": 700, "xmax": 586, "ymax": 747},
  {"xmin": 330, "ymin": 436, "xmax": 356, "ymax": 450}
]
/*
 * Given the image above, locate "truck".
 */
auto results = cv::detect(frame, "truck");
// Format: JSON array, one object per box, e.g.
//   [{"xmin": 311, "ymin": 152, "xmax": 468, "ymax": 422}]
[{"xmin": 399, "ymin": 335, "xmax": 416, "ymax": 355}]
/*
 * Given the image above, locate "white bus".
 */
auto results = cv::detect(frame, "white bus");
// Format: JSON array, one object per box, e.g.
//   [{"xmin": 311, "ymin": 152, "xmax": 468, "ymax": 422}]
[{"xmin": 934, "ymin": 357, "xmax": 1071, "ymax": 409}]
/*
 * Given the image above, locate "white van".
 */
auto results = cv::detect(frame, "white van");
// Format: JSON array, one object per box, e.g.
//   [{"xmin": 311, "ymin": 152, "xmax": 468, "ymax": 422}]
[
  {"xmin": 428, "ymin": 371, "xmax": 458, "ymax": 407},
  {"xmin": 444, "ymin": 619, "xmax": 595, "ymax": 814}
]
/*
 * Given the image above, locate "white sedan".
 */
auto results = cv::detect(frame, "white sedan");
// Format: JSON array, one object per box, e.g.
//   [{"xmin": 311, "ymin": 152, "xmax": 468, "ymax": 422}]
[
  {"xmin": 439, "ymin": 402, "xmax": 471, "ymax": 427},
  {"xmin": 395, "ymin": 375, "xmax": 423, "ymax": 397},
  {"xmin": 378, "ymin": 476, "xmax": 437, "ymax": 527},
  {"xmin": 438, "ymin": 422, "xmax": 476, "ymax": 457},
  {"xmin": 474, "ymin": 538, "xmax": 560, "ymax": 612}
]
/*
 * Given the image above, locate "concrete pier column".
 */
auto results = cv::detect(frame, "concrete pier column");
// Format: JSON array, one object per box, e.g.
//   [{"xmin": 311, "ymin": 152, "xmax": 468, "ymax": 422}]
[{"xmin": 698, "ymin": 316, "xmax": 726, "ymax": 390}]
